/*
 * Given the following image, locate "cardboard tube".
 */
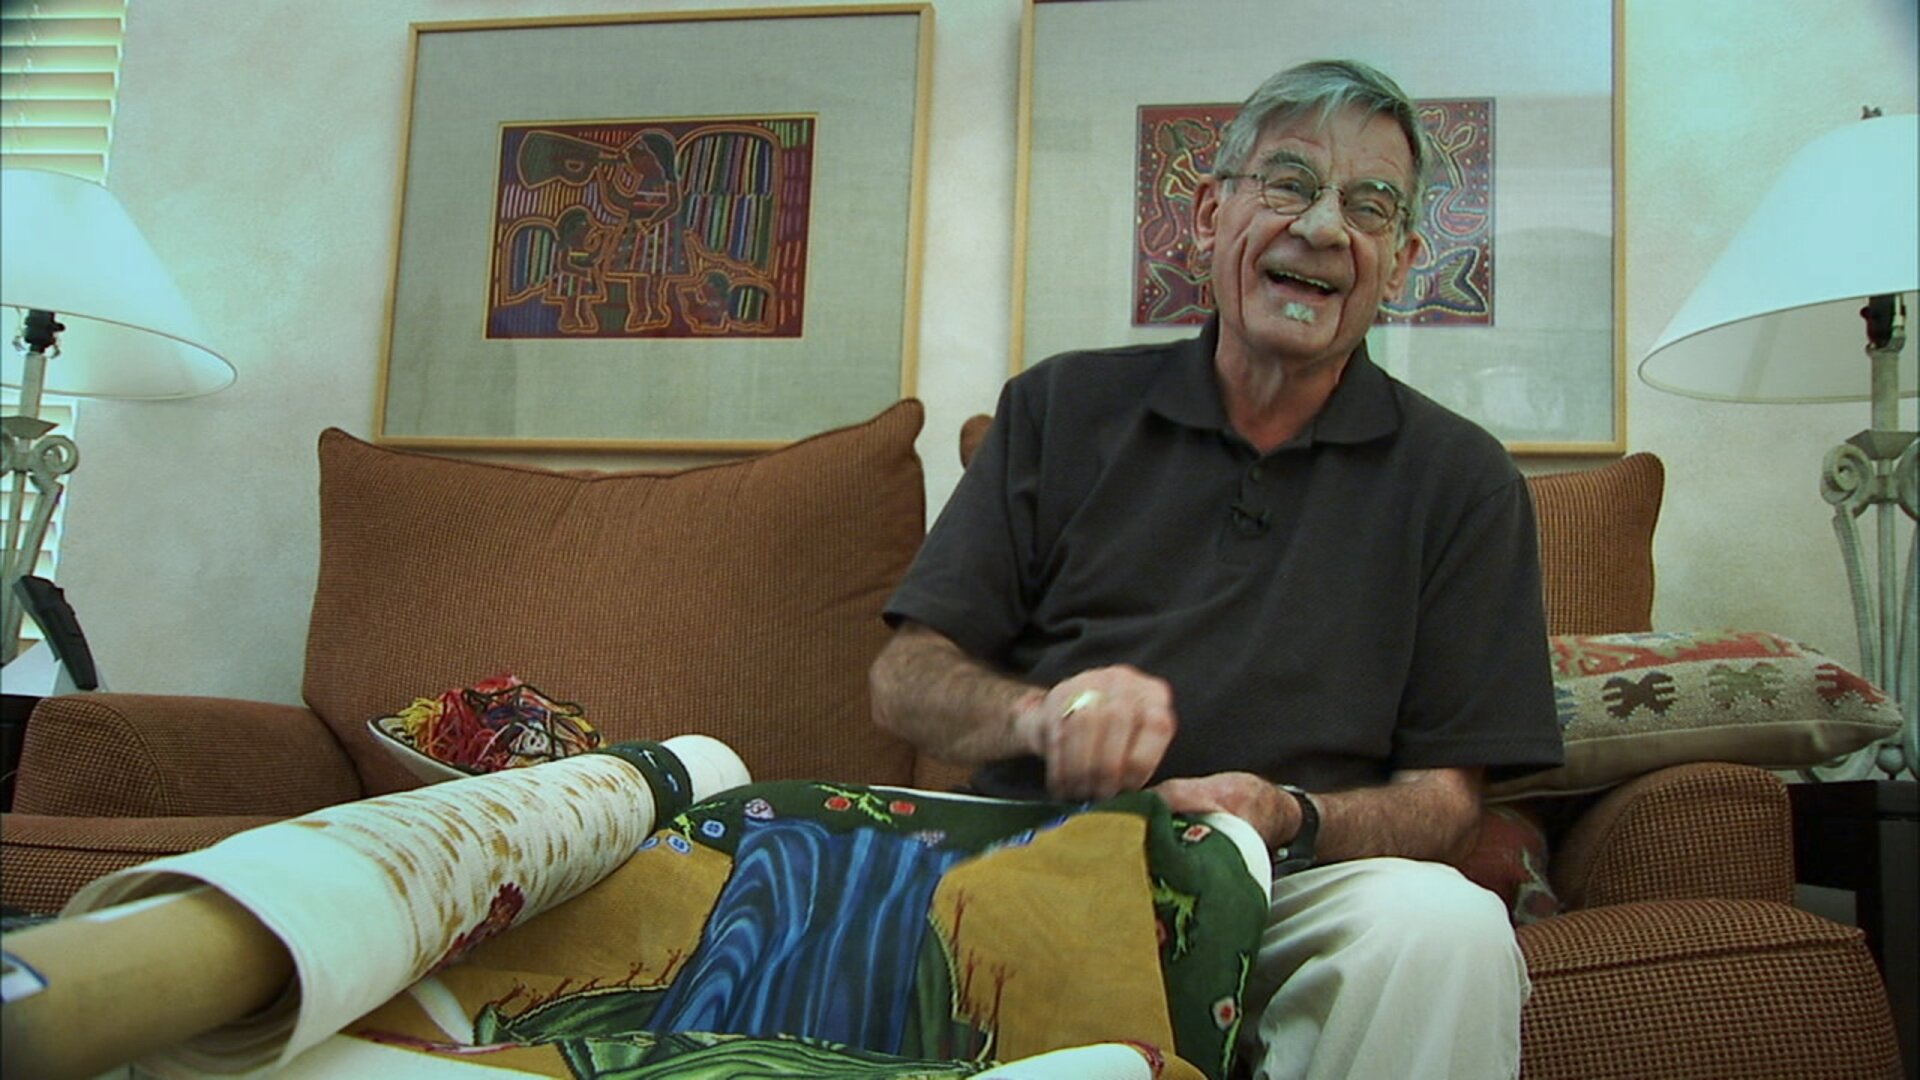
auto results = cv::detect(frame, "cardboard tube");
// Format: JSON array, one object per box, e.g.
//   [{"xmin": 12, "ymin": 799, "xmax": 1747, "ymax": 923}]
[
  {"xmin": 1, "ymin": 886, "xmax": 294, "ymax": 1080},
  {"xmin": 7, "ymin": 737, "xmax": 750, "ymax": 1076}
]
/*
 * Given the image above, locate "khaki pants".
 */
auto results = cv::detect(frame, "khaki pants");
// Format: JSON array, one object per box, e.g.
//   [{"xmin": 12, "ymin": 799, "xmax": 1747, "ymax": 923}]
[{"xmin": 1241, "ymin": 857, "xmax": 1528, "ymax": 1080}]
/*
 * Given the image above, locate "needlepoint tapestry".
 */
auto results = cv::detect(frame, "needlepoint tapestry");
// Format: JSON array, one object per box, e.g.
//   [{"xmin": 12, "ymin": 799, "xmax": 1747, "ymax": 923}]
[{"xmin": 347, "ymin": 783, "xmax": 1269, "ymax": 1079}]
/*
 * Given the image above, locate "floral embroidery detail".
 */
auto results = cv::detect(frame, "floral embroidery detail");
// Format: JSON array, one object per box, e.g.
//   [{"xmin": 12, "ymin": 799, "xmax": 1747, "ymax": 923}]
[
  {"xmin": 1152, "ymin": 878, "xmax": 1199, "ymax": 959},
  {"xmin": 910, "ymin": 830, "xmax": 947, "ymax": 847},
  {"xmin": 1212, "ymin": 995, "xmax": 1240, "ymax": 1029},
  {"xmin": 744, "ymin": 798, "xmax": 775, "ymax": 820},
  {"xmin": 665, "ymin": 835, "xmax": 692, "ymax": 855},
  {"xmin": 433, "ymin": 882, "xmax": 525, "ymax": 971},
  {"xmin": 815, "ymin": 784, "xmax": 898, "ymax": 824},
  {"xmin": 700, "ymin": 819, "xmax": 726, "ymax": 839},
  {"xmin": 1181, "ymin": 823, "xmax": 1213, "ymax": 843},
  {"xmin": 637, "ymin": 836, "xmax": 661, "ymax": 851},
  {"xmin": 888, "ymin": 799, "xmax": 917, "ymax": 816}
]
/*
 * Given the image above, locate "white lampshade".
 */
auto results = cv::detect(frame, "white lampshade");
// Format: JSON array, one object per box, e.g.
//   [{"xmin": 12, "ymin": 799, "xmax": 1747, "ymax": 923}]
[
  {"xmin": 1, "ymin": 168, "xmax": 233, "ymax": 400},
  {"xmin": 1640, "ymin": 113, "xmax": 1919, "ymax": 403}
]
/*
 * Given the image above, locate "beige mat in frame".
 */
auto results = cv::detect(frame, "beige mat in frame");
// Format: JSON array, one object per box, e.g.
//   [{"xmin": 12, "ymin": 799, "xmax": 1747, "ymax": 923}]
[{"xmin": 375, "ymin": 6, "xmax": 934, "ymax": 453}]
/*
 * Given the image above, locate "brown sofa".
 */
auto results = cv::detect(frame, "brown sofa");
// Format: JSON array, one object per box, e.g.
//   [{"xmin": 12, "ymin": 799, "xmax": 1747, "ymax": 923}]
[{"xmin": 0, "ymin": 401, "xmax": 1902, "ymax": 1078}]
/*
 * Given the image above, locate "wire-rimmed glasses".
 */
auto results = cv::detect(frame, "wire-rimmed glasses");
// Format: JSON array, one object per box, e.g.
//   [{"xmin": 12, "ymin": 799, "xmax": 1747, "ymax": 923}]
[{"xmin": 1216, "ymin": 164, "xmax": 1410, "ymax": 235}]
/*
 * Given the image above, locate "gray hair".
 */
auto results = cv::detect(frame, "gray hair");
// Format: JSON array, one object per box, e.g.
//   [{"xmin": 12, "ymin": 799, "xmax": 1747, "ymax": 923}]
[{"xmin": 1215, "ymin": 59, "xmax": 1429, "ymax": 240}]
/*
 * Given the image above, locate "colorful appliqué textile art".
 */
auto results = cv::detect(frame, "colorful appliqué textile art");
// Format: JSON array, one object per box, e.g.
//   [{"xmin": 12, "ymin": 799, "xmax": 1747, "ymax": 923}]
[
  {"xmin": 1131, "ymin": 99, "xmax": 1493, "ymax": 328},
  {"xmin": 349, "ymin": 784, "xmax": 1266, "ymax": 1080},
  {"xmin": 63, "ymin": 740, "xmax": 1269, "ymax": 1080},
  {"xmin": 488, "ymin": 116, "xmax": 815, "ymax": 340}
]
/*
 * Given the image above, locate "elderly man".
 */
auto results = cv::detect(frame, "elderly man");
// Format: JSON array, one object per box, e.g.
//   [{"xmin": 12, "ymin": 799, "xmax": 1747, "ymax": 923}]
[{"xmin": 871, "ymin": 59, "xmax": 1562, "ymax": 1079}]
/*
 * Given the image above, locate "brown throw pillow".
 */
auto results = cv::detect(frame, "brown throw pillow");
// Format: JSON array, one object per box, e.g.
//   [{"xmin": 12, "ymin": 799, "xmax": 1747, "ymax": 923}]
[
  {"xmin": 305, "ymin": 401, "xmax": 927, "ymax": 795},
  {"xmin": 1527, "ymin": 453, "xmax": 1664, "ymax": 636}
]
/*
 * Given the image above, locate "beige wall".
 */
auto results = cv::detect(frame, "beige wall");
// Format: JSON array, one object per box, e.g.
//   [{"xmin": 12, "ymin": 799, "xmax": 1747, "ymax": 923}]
[{"xmin": 48, "ymin": 0, "xmax": 1918, "ymax": 703}]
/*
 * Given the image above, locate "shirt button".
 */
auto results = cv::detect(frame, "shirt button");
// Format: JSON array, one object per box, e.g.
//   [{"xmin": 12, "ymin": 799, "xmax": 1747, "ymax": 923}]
[{"xmin": 1248, "ymin": 465, "xmax": 1264, "ymax": 483}]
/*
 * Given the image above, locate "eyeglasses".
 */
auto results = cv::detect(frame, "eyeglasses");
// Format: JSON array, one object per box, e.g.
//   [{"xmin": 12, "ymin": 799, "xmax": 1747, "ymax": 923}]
[{"xmin": 1216, "ymin": 164, "xmax": 1410, "ymax": 235}]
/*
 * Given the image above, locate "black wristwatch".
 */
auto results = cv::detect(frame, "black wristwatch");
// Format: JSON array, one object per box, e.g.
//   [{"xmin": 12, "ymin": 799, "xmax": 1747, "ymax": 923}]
[{"xmin": 1272, "ymin": 784, "xmax": 1321, "ymax": 875}]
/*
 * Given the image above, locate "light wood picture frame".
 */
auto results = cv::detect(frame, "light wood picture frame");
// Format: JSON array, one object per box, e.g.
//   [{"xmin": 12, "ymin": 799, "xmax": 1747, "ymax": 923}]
[
  {"xmin": 1012, "ymin": 0, "xmax": 1625, "ymax": 454},
  {"xmin": 376, "ymin": 5, "xmax": 934, "ymax": 452}
]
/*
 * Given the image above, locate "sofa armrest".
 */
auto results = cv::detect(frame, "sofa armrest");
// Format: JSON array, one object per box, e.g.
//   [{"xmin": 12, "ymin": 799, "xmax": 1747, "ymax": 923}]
[
  {"xmin": 1550, "ymin": 762, "xmax": 1794, "ymax": 909},
  {"xmin": 12, "ymin": 694, "xmax": 363, "ymax": 818},
  {"xmin": 0, "ymin": 812, "xmax": 281, "ymax": 916}
]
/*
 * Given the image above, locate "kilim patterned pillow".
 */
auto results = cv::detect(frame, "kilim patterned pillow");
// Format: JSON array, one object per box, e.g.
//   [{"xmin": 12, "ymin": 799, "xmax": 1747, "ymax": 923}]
[{"xmin": 1488, "ymin": 630, "xmax": 1903, "ymax": 798}]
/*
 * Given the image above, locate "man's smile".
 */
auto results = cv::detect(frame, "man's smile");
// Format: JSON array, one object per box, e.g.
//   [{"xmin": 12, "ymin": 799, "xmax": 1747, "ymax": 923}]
[{"xmin": 1260, "ymin": 265, "xmax": 1342, "ymax": 298}]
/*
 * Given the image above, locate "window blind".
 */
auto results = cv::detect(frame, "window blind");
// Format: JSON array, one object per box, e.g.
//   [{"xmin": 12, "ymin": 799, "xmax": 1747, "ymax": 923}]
[{"xmin": 1, "ymin": 0, "xmax": 126, "ymax": 183}]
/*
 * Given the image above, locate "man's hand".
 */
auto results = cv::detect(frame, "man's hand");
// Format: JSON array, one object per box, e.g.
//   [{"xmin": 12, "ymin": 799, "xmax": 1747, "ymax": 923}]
[
  {"xmin": 1158, "ymin": 767, "xmax": 1486, "ymax": 867},
  {"xmin": 1012, "ymin": 666, "xmax": 1177, "ymax": 801},
  {"xmin": 1154, "ymin": 772, "xmax": 1300, "ymax": 851}
]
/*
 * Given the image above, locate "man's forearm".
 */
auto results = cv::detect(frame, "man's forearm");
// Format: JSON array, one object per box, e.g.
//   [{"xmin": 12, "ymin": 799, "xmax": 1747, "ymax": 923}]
[
  {"xmin": 869, "ymin": 622, "xmax": 1043, "ymax": 765},
  {"xmin": 1312, "ymin": 767, "xmax": 1484, "ymax": 865}
]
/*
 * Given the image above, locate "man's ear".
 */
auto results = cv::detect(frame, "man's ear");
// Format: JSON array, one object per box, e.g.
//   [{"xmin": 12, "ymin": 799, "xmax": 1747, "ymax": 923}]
[
  {"xmin": 1385, "ymin": 229, "xmax": 1425, "ymax": 301},
  {"xmin": 1192, "ymin": 174, "xmax": 1223, "ymax": 259}
]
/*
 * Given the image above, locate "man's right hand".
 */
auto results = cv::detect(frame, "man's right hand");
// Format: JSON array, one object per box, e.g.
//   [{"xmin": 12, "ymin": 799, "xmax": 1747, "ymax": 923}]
[{"xmin": 1012, "ymin": 667, "xmax": 1178, "ymax": 801}]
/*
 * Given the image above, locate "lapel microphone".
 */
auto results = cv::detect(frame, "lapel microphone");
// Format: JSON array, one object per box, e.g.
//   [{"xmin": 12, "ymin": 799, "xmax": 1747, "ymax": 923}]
[{"xmin": 1229, "ymin": 500, "xmax": 1271, "ymax": 536}]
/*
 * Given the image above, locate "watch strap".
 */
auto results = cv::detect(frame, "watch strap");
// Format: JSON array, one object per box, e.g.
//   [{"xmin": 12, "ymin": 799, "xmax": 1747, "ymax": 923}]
[{"xmin": 1272, "ymin": 783, "xmax": 1320, "ymax": 875}]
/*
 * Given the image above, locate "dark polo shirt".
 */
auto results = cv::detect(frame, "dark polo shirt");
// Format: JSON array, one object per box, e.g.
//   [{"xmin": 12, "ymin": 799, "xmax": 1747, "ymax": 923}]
[{"xmin": 886, "ymin": 320, "xmax": 1563, "ymax": 799}]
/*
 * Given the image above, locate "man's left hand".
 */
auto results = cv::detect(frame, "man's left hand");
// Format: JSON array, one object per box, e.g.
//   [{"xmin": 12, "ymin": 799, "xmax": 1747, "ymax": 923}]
[{"xmin": 1154, "ymin": 771, "xmax": 1300, "ymax": 851}]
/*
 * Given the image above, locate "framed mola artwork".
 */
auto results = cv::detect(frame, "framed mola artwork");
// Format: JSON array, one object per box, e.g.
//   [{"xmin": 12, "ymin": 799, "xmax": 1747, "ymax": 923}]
[
  {"xmin": 1015, "ymin": 0, "xmax": 1624, "ymax": 454},
  {"xmin": 487, "ymin": 117, "xmax": 817, "ymax": 341},
  {"xmin": 377, "ymin": 7, "xmax": 932, "ymax": 451}
]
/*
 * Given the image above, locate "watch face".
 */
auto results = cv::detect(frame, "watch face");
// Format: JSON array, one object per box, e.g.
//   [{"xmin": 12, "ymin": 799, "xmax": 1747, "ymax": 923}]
[{"xmin": 1273, "ymin": 848, "xmax": 1311, "ymax": 876}]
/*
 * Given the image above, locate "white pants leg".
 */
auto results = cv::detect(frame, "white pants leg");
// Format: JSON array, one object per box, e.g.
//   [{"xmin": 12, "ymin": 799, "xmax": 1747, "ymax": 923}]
[{"xmin": 1239, "ymin": 857, "xmax": 1528, "ymax": 1080}]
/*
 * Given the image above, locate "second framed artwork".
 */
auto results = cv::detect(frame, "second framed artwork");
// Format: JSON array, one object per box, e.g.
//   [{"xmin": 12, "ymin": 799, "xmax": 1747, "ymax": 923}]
[
  {"xmin": 376, "ymin": 6, "xmax": 933, "ymax": 451},
  {"xmin": 1014, "ymin": 0, "xmax": 1624, "ymax": 454}
]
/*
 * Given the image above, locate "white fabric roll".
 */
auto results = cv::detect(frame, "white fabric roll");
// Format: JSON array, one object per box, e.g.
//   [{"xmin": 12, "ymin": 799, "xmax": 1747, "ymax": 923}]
[{"xmin": 63, "ymin": 736, "xmax": 748, "ymax": 1078}]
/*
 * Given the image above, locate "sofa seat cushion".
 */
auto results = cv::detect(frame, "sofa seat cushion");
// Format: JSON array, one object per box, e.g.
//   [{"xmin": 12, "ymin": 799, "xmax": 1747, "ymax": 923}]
[
  {"xmin": 1517, "ymin": 899, "xmax": 1901, "ymax": 1078},
  {"xmin": 305, "ymin": 401, "xmax": 928, "ymax": 795}
]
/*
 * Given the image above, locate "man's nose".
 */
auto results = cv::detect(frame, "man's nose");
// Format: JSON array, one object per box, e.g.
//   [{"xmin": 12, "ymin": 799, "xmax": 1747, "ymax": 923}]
[{"xmin": 1288, "ymin": 188, "xmax": 1350, "ymax": 247}]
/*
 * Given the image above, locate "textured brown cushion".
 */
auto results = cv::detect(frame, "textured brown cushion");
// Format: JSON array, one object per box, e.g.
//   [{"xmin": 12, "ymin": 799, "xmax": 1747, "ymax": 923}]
[
  {"xmin": 1517, "ymin": 899, "xmax": 1902, "ymax": 1078},
  {"xmin": 305, "ymin": 401, "xmax": 928, "ymax": 795},
  {"xmin": 1528, "ymin": 453, "xmax": 1663, "ymax": 636},
  {"xmin": 958, "ymin": 413, "xmax": 993, "ymax": 468},
  {"xmin": 11, "ymin": 695, "xmax": 361, "ymax": 817},
  {"xmin": 0, "ymin": 814, "xmax": 282, "ymax": 916},
  {"xmin": 1549, "ymin": 762, "xmax": 1794, "ymax": 910}
]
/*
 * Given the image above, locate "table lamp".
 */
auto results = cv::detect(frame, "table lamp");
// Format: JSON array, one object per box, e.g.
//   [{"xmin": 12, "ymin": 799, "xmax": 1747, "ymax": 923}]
[
  {"xmin": 1640, "ymin": 110, "xmax": 1918, "ymax": 781},
  {"xmin": 0, "ymin": 168, "xmax": 235, "ymax": 666}
]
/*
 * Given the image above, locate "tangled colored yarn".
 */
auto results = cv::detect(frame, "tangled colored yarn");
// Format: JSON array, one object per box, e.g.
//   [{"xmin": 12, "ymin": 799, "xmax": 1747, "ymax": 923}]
[{"xmin": 390, "ymin": 675, "xmax": 599, "ymax": 773}]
